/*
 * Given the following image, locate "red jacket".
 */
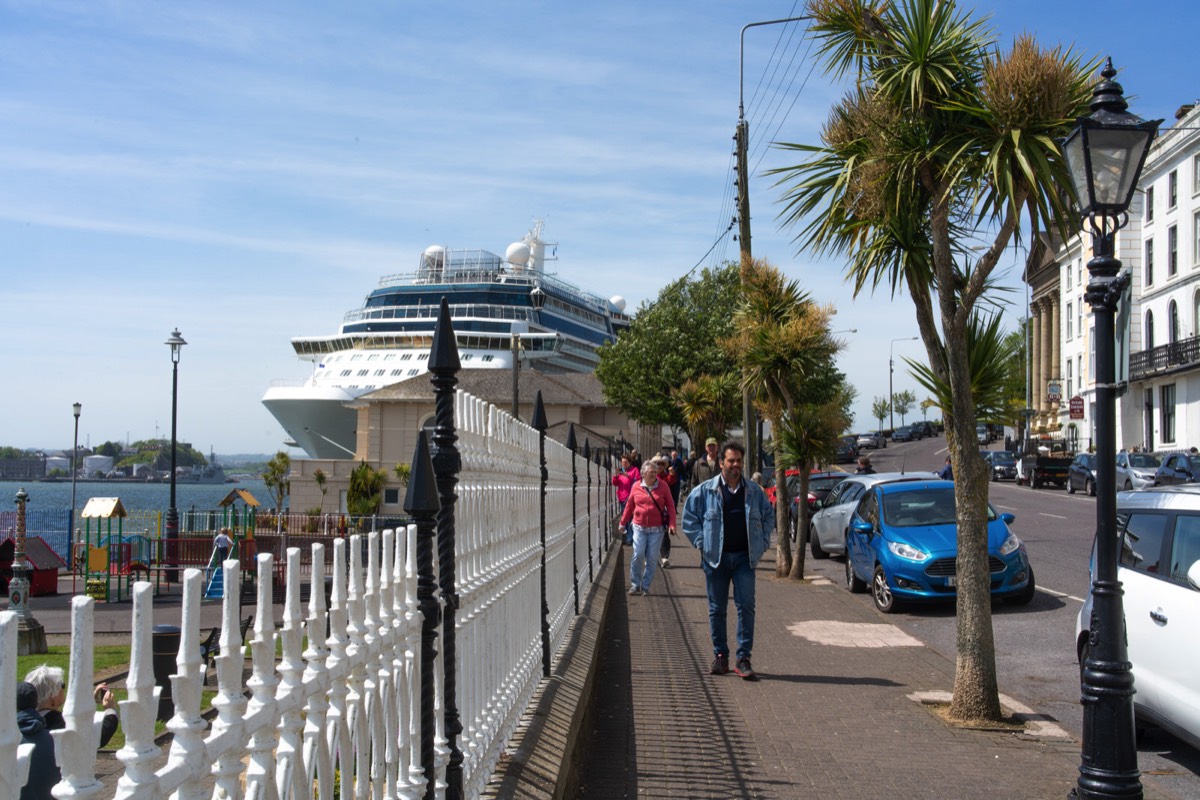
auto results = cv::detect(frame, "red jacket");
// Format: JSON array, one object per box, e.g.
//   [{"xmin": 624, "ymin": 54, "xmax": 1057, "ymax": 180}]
[
  {"xmin": 619, "ymin": 479, "xmax": 677, "ymax": 529},
  {"xmin": 612, "ymin": 466, "xmax": 640, "ymax": 503}
]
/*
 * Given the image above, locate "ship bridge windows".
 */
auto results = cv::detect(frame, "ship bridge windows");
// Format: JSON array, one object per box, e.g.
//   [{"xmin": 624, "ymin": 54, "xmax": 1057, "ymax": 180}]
[
  {"xmin": 401, "ymin": 353, "xmax": 413, "ymax": 360},
  {"xmin": 341, "ymin": 370, "xmax": 352, "ymax": 377},
  {"xmin": 408, "ymin": 369, "xmax": 419, "ymax": 376},
  {"xmin": 391, "ymin": 369, "xmax": 403, "ymax": 376},
  {"xmin": 375, "ymin": 369, "xmax": 386, "ymax": 376},
  {"xmin": 417, "ymin": 352, "xmax": 429, "ymax": 360},
  {"xmin": 358, "ymin": 370, "xmax": 369, "ymax": 376}
]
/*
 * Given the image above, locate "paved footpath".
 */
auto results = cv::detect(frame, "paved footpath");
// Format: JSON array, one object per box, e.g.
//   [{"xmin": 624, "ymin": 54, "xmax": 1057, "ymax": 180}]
[{"xmin": 575, "ymin": 540, "xmax": 1184, "ymax": 800}]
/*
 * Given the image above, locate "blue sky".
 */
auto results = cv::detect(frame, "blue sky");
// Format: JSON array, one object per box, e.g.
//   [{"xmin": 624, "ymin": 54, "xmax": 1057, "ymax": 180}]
[{"xmin": 1, "ymin": 1, "xmax": 1196, "ymax": 457}]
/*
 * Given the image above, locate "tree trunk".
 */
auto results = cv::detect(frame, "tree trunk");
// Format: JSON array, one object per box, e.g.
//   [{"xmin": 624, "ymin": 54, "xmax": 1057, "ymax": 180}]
[
  {"xmin": 788, "ymin": 467, "xmax": 810, "ymax": 581},
  {"xmin": 945, "ymin": 347, "xmax": 1002, "ymax": 722},
  {"xmin": 774, "ymin": 439, "xmax": 792, "ymax": 577}
]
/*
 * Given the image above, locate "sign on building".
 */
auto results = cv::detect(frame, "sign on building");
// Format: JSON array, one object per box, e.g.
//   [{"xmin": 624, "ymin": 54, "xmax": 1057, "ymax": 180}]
[
  {"xmin": 1047, "ymin": 381, "xmax": 1062, "ymax": 403},
  {"xmin": 1069, "ymin": 395, "xmax": 1085, "ymax": 420}
]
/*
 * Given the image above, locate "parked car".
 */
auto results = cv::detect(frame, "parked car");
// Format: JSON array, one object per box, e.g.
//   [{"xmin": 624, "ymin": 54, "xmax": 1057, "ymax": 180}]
[
  {"xmin": 856, "ymin": 431, "xmax": 887, "ymax": 450},
  {"xmin": 1154, "ymin": 452, "xmax": 1200, "ymax": 486},
  {"xmin": 787, "ymin": 470, "xmax": 848, "ymax": 540},
  {"xmin": 1017, "ymin": 447, "xmax": 1072, "ymax": 489},
  {"xmin": 988, "ymin": 451, "xmax": 1018, "ymax": 482},
  {"xmin": 1067, "ymin": 453, "xmax": 1099, "ymax": 496},
  {"xmin": 1116, "ymin": 451, "xmax": 1161, "ymax": 490},
  {"xmin": 891, "ymin": 425, "xmax": 916, "ymax": 442},
  {"xmin": 844, "ymin": 479, "xmax": 1035, "ymax": 613},
  {"xmin": 806, "ymin": 471, "xmax": 937, "ymax": 560},
  {"xmin": 912, "ymin": 421, "xmax": 936, "ymax": 438},
  {"xmin": 1075, "ymin": 485, "xmax": 1200, "ymax": 750},
  {"xmin": 976, "ymin": 424, "xmax": 990, "ymax": 444},
  {"xmin": 834, "ymin": 440, "xmax": 858, "ymax": 463}
]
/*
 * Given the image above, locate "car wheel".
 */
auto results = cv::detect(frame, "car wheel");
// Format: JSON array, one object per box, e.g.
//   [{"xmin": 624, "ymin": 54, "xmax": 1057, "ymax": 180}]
[
  {"xmin": 810, "ymin": 524, "xmax": 829, "ymax": 560},
  {"xmin": 1086, "ymin": 478, "xmax": 1096, "ymax": 497},
  {"xmin": 845, "ymin": 540, "xmax": 866, "ymax": 594},
  {"xmin": 991, "ymin": 470, "xmax": 998, "ymax": 483},
  {"xmin": 1067, "ymin": 479, "xmax": 1076, "ymax": 494},
  {"xmin": 871, "ymin": 566, "xmax": 899, "ymax": 613},
  {"xmin": 1031, "ymin": 474, "xmax": 1040, "ymax": 489},
  {"xmin": 1003, "ymin": 567, "xmax": 1036, "ymax": 606}
]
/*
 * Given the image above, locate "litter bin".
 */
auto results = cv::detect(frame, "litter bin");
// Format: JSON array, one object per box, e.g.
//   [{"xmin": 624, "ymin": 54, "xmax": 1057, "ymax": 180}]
[{"xmin": 152, "ymin": 624, "xmax": 181, "ymax": 721}]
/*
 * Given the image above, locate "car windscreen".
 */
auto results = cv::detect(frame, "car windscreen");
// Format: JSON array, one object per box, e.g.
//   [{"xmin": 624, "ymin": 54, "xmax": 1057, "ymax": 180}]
[
  {"xmin": 1187, "ymin": 455, "xmax": 1200, "ymax": 472},
  {"xmin": 1127, "ymin": 454, "xmax": 1160, "ymax": 468},
  {"xmin": 993, "ymin": 453, "xmax": 1016, "ymax": 465},
  {"xmin": 882, "ymin": 487, "xmax": 998, "ymax": 527}
]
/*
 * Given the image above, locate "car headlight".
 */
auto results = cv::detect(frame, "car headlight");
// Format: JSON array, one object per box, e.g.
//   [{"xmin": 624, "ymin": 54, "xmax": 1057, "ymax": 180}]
[
  {"xmin": 887, "ymin": 541, "xmax": 929, "ymax": 561},
  {"xmin": 999, "ymin": 532, "xmax": 1021, "ymax": 556}
]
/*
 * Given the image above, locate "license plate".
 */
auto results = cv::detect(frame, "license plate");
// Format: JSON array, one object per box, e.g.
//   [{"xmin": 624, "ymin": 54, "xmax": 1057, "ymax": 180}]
[{"xmin": 945, "ymin": 576, "xmax": 956, "ymax": 587}]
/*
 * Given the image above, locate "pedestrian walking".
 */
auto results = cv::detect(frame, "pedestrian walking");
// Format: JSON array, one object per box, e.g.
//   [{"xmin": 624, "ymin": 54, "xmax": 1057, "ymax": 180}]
[
  {"xmin": 938, "ymin": 456, "xmax": 954, "ymax": 481},
  {"xmin": 620, "ymin": 459, "xmax": 677, "ymax": 595},
  {"xmin": 660, "ymin": 460, "xmax": 682, "ymax": 568},
  {"xmin": 612, "ymin": 454, "xmax": 639, "ymax": 545},
  {"xmin": 214, "ymin": 527, "xmax": 234, "ymax": 564},
  {"xmin": 690, "ymin": 437, "xmax": 721, "ymax": 490},
  {"xmin": 681, "ymin": 440, "xmax": 774, "ymax": 680}
]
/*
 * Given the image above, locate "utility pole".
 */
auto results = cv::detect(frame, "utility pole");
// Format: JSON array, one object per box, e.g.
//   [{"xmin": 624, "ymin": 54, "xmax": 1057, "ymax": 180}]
[{"xmin": 735, "ymin": 117, "xmax": 755, "ymax": 470}]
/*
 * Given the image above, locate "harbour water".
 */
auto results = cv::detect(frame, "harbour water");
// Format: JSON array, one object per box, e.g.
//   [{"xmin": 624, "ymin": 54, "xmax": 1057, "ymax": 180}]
[{"xmin": 1, "ymin": 478, "xmax": 275, "ymax": 513}]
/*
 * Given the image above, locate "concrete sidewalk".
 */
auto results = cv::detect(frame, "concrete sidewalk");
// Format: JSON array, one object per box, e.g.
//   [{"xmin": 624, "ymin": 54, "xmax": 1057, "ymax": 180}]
[{"xmin": 574, "ymin": 540, "xmax": 1181, "ymax": 800}]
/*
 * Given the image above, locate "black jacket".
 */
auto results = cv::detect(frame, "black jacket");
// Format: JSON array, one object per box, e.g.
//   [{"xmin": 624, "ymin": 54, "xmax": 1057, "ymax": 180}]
[
  {"xmin": 42, "ymin": 706, "xmax": 119, "ymax": 748},
  {"xmin": 17, "ymin": 683, "xmax": 59, "ymax": 800}
]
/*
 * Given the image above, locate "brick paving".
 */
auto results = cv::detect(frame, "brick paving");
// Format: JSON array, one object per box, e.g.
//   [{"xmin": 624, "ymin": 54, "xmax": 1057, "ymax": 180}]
[{"xmin": 575, "ymin": 541, "xmax": 1183, "ymax": 800}]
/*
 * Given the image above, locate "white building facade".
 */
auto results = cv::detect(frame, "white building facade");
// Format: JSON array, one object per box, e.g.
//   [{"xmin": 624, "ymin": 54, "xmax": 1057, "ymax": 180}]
[{"xmin": 1048, "ymin": 101, "xmax": 1200, "ymax": 452}]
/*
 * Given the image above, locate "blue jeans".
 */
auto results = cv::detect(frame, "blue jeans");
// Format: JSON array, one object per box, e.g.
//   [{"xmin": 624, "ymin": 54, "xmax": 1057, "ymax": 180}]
[
  {"xmin": 619, "ymin": 499, "xmax": 632, "ymax": 544},
  {"xmin": 630, "ymin": 525, "xmax": 665, "ymax": 590},
  {"xmin": 702, "ymin": 550, "xmax": 755, "ymax": 660}
]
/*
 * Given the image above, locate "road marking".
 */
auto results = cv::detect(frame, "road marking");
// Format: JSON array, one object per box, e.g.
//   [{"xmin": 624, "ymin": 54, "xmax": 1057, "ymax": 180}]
[
  {"xmin": 1038, "ymin": 512, "xmax": 1068, "ymax": 519},
  {"xmin": 787, "ymin": 620, "xmax": 923, "ymax": 648},
  {"xmin": 907, "ymin": 691, "xmax": 1072, "ymax": 738},
  {"xmin": 1040, "ymin": 587, "xmax": 1086, "ymax": 603}
]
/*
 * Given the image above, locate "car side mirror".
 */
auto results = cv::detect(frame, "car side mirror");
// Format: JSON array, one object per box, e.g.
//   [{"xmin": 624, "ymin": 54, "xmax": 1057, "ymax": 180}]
[
  {"xmin": 1001, "ymin": 512, "xmax": 1015, "ymax": 524},
  {"xmin": 813, "ymin": 499, "xmax": 824, "ymax": 510},
  {"xmin": 1188, "ymin": 560, "xmax": 1200, "ymax": 591},
  {"xmin": 851, "ymin": 519, "xmax": 873, "ymax": 535}
]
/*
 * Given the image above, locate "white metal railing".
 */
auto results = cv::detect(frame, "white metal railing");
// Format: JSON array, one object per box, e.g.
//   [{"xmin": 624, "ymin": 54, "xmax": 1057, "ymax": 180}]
[{"xmin": 3, "ymin": 387, "xmax": 614, "ymax": 799}]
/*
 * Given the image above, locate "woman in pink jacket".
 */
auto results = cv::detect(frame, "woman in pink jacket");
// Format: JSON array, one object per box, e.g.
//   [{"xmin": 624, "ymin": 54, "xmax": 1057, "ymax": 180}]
[
  {"xmin": 620, "ymin": 459, "xmax": 677, "ymax": 595},
  {"xmin": 612, "ymin": 454, "xmax": 639, "ymax": 545}
]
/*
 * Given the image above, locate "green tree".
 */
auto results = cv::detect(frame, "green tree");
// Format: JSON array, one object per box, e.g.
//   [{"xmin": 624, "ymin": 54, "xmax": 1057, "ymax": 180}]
[
  {"xmin": 262, "ymin": 451, "xmax": 291, "ymax": 510},
  {"xmin": 672, "ymin": 373, "xmax": 740, "ymax": 446},
  {"xmin": 721, "ymin": 257, "xmax": 840, "ymax": 578},
  {"xmin": 313, "ymin": 468, "xmax": 328, "ymax": 512},
  {"xmin": 347, "ymin": 461, "xmax": 388, "ymax": 516},
  {"xmin": 772, "ymin": 0, "xmax": 1093, "ymax": 721},
  {"xmin": 595, "ymin": 264, "xmax": 740, "ymax": 428},
  {"xmin": 871, "ymin": 397, "xmax": 889, "ymax": 430},
  {"xmin": 892, "ymin": 390, "xmax": 917, "ymax": 425},
  {"xmin": 920, "ymin": 397, "xmax": 937, "ymax": 421}
]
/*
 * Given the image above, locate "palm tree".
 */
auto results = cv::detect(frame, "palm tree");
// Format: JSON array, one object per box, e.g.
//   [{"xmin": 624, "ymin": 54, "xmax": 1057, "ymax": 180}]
[
  {"xmin": 722, "ymin": 257, "xmax": 839, "ymax": 577},
  {"xmin": 771, "ymin": 0, "xmax": 1093, "ymax": 722},
  {"xmin": 347, "ymin": 461, "xmax": 388, "ymax": 517},
  {"xmin": 313, "ymin": 468, "xmax": 328, "ymax": 512},
  {"xmin": 672, "ymin": 372, "xmax": 740, "ymax": 447}
]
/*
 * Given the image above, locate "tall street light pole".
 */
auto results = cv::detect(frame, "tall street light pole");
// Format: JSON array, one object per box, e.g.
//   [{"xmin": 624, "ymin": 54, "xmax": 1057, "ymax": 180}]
[
  {"xmin": 737, "ymin": 14, "xmax": 808, "ymax": 474},
  {"xmin": 1061, "ymin": 59, "xmax": 1161, "ymax": 800},
  {"xmin": 889, "ymin": 337, "xmax": 916, "ymax": 430},
  {"xmin": 165, "ymin": 329, "xmax": 187, "ymax": 581},
  {"xmin": 71, "ymin": 402, "xmax": 81, "ymax": 576}
]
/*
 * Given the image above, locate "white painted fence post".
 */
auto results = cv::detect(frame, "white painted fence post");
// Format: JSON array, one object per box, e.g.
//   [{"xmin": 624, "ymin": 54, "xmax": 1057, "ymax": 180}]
[
  {"xmin": 51, "ymin": 595, "xmax": 105, "ymax": 798},
  {"xmin": 0, "ymin": 612, "xmax": 33, "ymax": 799},
  {"xmin": 208, "ymin": 558, "xmax": 247, "ymax": 798},
  {"xmin": 275, "ymin": 547, "xmax": 307, "ymax": 799},
  {"xmin": 113, "ymin": 582, "xmax": 160, "ymax": 799},
  {"xmin": 302, "ymin": 543, "xmax": 334, "ymax": 800},
  {"xmin": 160, "ymin": 569, "xmax": 206, "ymax": 798}
]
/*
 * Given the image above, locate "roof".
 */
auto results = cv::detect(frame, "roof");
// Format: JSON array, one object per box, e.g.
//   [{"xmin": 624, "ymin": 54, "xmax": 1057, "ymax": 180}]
[
  {"xmin": 1117, "ymin": 484, "xmax": 1200, "ymax": 511},
  {"xmin": 359, "ymin": 368, "xmax": 606, "ymax": 407},
  {"xmin": 81, "ymin": 497, "xmax": 127, "ymax": 518},
  {"xmin": 0, "ymin": 536, "xmax": 67, "ymax": 569},
  {"xmin": 219, "ymin": 488, "xmax": 261, "ymax": 507}
]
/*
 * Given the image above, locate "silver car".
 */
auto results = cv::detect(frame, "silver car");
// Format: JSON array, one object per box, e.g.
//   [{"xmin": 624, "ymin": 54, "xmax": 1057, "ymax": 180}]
[
  {"xmin": 1076, "ymin": 485, "xmax": 1200, "ymax": 750},
  {"xmin": 856, "ymin": 431, "xmax": 887, "ymax": 450},
  {"xmin": 806, "ymin": 471, "xmax": 938, "ymax": 559},
  {"xmin": 1115, "ymin": 450, "xmax": 1161, "ymax": 490}
]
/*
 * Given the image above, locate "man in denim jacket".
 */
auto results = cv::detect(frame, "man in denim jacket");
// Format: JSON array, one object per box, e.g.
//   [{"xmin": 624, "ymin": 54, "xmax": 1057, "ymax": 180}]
[{"xmin": 681, "ymin": 440, "xmax": 774, "ymax": 680}]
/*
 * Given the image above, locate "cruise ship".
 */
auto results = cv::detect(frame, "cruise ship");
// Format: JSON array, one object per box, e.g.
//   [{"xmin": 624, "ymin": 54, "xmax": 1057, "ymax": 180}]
[{"xmin": 263, "ymin": 223, "xmax": 631, "ymax": 459}]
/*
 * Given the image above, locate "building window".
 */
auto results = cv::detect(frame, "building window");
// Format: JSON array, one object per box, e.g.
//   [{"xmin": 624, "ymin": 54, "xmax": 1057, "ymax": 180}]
[
  {"xmin": 407, "ymin": 369, "xmax": 419, "ymax": 376},
  {"xmin": 1169, "ymin": 225, "xmax": 1178, "ymax": 276},
  {"xmin": 1078, "ymin": 355, "xmax": 1083, "ymax": 390},
  {"xmin": 1170, "ymin": 300, "xmax": 1180, "ymax": 343},
  {"xmin": 1066, "ymin": 302, "xmax": 1073, "ymax": 340},
  {"xmin": 1077, "ymin": 297, "xmax": 1083, "ymax": 338},
  {"xmin": 1169, "ymin": 170, "xmax": 1178, "ymax": 208},
  {"xmin": 1090, "ymin": 327, "xmax": 1096, "ymax": 375},
  {"xmin": 357, "ymin": 369, "xmax": 368, "ymax": 377},
  {"xmin": 1161, "ymin": 383, "xmax": 1177, "ymax": 443},
  {"xmin": 1145, "ymin": 239, "xmax": 1154, "ymax": 286},
  {"xmin": 1145, "ymin": 310, "xmax": 1155, "ymax": 350},
  {"xmin": 1066, "ymin": 263, "xmax": 1072, "ymax": 290},
  {"xmin": 340, "ymin": 369, "xmax": 352, "ymax": 377},
  {"xmin": 1067, "ymin": 359, "xmax": 1074, "ymax": 399},
  {"xmin": 482, "ymin": 355, "xmax": 494, "ymax": 362},
  {"xmin": 1194, "ymin": 154, "xmax": 1200, "ymax": 194},
  {"xmin": 391, "ymin": 369, "xmax": 402, "ymax": 376},
  {"xmin": 1146, "ymin": 185, "xmax": 1154, "ymax": 221},
  {"xmin": 1194, "ymin": 210, "xmax": 1200, "ymax": 267},
  {"xmin": 1078, "ymin": 259, "xmax": 1083, "ymax": 286}
]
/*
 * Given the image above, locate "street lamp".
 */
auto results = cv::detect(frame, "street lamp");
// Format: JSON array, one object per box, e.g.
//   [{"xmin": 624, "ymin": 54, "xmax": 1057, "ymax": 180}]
[
  {"xmin": 1062, "ymin": 59, "xmax": 1161, "ymax": 800},
  {"xmin": 165, "ymin": 328, "xmax": 187, "ymax": 581},
  {"xmin": 889, "ymin": 336, "xmax": 917, "ymax": 430},
  {"xmin": 71, "ymin": 402, "xmax": 81, "ymax": 578}
]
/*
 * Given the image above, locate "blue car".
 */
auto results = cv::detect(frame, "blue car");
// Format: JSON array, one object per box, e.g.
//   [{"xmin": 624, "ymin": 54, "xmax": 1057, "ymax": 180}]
[{"xmin": 843, "ymin": 479, "xmax": 1036, "ymax": 613}]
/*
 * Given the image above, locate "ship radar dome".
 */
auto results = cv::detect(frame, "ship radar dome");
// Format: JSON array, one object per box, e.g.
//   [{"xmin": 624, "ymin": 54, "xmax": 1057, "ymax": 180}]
[
  {"xmin": 610, "ymin": 295, "xmax": 627, "ymax": 313},
  {"xmin": 423, "ymin": 245, "xmax": 446, "ymax": 263},
  {"xmin": 505, "ymin": 242, "xmax": 532, "ymax": 268}
]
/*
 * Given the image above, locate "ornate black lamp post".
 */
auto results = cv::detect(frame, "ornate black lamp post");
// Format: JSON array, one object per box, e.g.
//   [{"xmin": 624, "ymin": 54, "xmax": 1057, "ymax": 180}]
[
  {"xmin": 11, "ymin": 489, "xmax": 48, "ymax": 654},
  {"xmin": 1062, "ymin": 59, "xmax": 1161, "ymax": 800},
  {"xmin": 165, "ymin": 329, "xmax": 187, "ymax": 581}
]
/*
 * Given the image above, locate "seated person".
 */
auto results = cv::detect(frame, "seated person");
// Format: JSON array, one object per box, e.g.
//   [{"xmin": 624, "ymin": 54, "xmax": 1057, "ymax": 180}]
[
  {"xmin": 23, "ymin": 664, "xmax": 118, "ymax": 748},
  {"xmin": 16, "ymin": 680, "xmax": 59, "ymax": 800}
]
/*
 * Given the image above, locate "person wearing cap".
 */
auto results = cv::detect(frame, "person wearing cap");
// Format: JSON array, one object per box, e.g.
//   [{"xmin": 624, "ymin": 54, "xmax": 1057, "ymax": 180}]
[
  {"xmin": 690, "ymin": 437, "xmax": 721, "ymax": 491},
  {"xmin": 16, "ymin": 680, "xmax": 59, "ymax": 800}
]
